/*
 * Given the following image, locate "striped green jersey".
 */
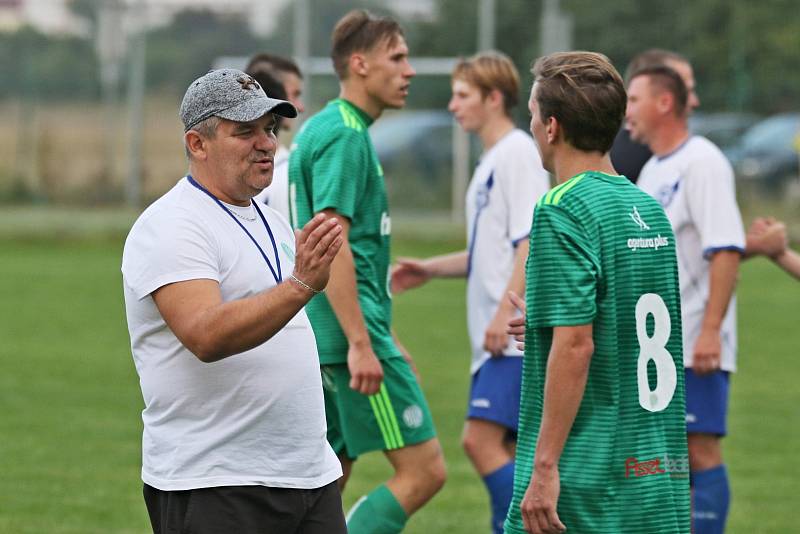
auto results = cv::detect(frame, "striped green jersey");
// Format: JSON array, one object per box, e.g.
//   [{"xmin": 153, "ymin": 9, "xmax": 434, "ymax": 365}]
[
  {"xmin": 505, "ymin": 172, "xmax": 690, "ymax": 534},
  {"xmin": 288, "ymin": 99, "xmax": 400, "ymax": 364}
]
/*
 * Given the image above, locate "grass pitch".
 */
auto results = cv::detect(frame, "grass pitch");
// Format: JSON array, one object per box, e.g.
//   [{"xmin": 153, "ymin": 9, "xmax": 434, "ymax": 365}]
[{"xmin": 0, "ymin": 232, "xmax": 797, "ymax": 533}]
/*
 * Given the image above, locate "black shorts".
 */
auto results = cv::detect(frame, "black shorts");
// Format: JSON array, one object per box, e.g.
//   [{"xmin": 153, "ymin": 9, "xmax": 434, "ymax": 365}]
[{"xmin": 143, "ymin": 481, "xmax": 346, "ymax": 534}]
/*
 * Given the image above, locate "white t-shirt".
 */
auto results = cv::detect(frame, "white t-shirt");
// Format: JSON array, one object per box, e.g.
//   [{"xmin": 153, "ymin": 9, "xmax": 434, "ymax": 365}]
[
  {"xmin": 465, "ymin": 129, "xmax": 551, "ymax": 374},
  {"xmin": 638, "ymin": 136, "xmax": 745, "ymax": 372},
  {"xmin": 121, "ymin": 177, "xmax": 341, "ymax": 491},
  {"xmin": 253, "ymin": 143, "xmax": 290, "ymax": 220}
]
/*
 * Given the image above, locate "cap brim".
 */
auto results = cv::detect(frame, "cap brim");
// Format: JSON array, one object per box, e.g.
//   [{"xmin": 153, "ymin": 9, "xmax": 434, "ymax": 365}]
[{"xmin": 216, "ymin": 96, "xmax": 298, "ymax": 123}]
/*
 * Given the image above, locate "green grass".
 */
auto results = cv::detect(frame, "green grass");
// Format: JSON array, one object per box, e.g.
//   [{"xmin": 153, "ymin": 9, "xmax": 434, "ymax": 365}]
[{"xmin": 1, "ymin": 233, "xmax": 798, "ymax": 533}]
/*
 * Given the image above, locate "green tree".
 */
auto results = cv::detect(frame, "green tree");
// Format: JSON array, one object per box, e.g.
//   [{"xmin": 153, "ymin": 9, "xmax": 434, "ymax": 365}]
[
  {"xmin": 564, "ymin": 0, "xmax": 800, "ymax": 112},
  {"xmin": 145, "ymin": 9, "xmax": 262, "ymax": 93},
  {"xmin": 0, "ymin": 26, "xmax": 99, "ymax": 100},
  {"xmin": 404, "ymin": 0, "xmax": 543, "ymax": 118}
]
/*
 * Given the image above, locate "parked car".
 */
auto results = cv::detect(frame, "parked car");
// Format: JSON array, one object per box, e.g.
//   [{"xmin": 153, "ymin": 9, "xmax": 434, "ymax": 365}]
[
  {"xmin": 727, "ymin": 113, "xmax": 800, "ymax": 193},
  {"xmin": 370, "ymin": 111, "xmax": 455, "ymax": 179},
  {"xmin": 688, "ymin": 112, "xmax": 760, "ymax": 153},
  {"xmin": 370, "ymin": 111, "xmax": 480, "ymax": 211}
]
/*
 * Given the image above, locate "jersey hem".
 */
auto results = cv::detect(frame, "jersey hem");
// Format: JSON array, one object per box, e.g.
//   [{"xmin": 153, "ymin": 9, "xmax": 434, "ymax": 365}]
[
  {"xmin": 685, "ymin": 363, "xmax": 737, "ymax": 373},
  {"xmin": 530, "ymin": 313, "xmax": 595, "ymax": 328},
  {"xmin": 702, "ymin": 245, "xmax": 745, "ymax": 259},
  {"xmin": 511, "ymin": 233, "xmax": 529, "ymax": 247},
  {"xmin": 311, "ymin": 202, "xmax": 354, "ymax": 221},
  {"xmin": 142, "ymin": 464, "xmax": 343, "ymax": 492},
  {"xmin": 318, "ymin": 350, "xmax": 403, "ymax": 366},
  {"xmin": 129, "ymin": 270, "xmax": 220, "ymax": 300},
  {"xmin": 470, "ymin": 353, "xmax": 523, "ymax": 375}
]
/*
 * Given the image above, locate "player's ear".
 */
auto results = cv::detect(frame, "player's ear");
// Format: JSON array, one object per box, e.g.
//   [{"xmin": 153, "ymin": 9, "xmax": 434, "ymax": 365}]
[
  {"xmin": 487, "ymin": 88, "xmax": 504, "ymax": 111},
  {"xmin": 546, "ymin": 116, "xmax": 560, "ymax": 145},
  {"xmin": 656, "ymin": 91, "xmax": 673, "ymax": 115},
  {"xmin": 184, "ymin": 130, "xmax": 208, "ymax": 161},
  {"xmin": 350, "ymin": 53, "xmax": 368, "ymax": 78}
]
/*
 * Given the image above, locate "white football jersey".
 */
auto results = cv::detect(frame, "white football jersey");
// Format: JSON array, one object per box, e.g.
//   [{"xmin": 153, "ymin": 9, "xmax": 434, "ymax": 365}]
[
  {"xmin": 254, "ymin": 143, "xmax": 290, "ymax": 220},
  {"xmin": 465, "ymin": 129, "xmax": 551, "ymax": 374},
  {"xmin": 638, "ymin": 136, "xmax": 745, "ymax": 372}
]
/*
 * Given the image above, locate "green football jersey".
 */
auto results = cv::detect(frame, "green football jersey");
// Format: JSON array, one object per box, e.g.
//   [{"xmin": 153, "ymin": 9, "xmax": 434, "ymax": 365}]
[
  {"xmin": 505, "ymin": 172, "xmax": 690, "ymax": 534},
  {"xmin": 288, "ymin": 98, "xmax": 400, "ymax": 364}
]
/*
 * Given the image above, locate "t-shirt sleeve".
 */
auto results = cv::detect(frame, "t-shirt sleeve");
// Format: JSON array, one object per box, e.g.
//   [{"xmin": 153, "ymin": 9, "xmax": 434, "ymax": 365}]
[
  {"xmin": 122, "ymin": 210, "xmax": 221, "ymax": 300},
  {"xmin": 683, "ymin": 151, "xmax": 745, "ymax": 258},
  {"xmin": 528, "ymin": 204, "xmax": 599, "ymax": 327},
  {"xmin": 498, "ymin": 138, "xmax": 551, "ymax": 246},
  {"xmin": 310, "ymin": 129, "xmax": 369, "ymax": 219}
]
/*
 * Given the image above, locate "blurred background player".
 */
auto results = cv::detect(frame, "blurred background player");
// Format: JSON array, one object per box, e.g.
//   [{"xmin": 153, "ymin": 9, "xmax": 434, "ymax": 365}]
[
  {"xmin": 505, "ymin": 51, "xmax": 688, "ymax": 534},
  {"xmin": 288, "ymin": 10, "xmax": 446, "ymax": 534},
  {"xmin": 390, "ymin": 51, "xmax": 550, "ymax": 534},
  {"xmin": 611, "ymin": 49, "xmax": 699, "ymax": 184},
  {"xmin": 615, "ymin": 48, "xmax": 786, "ymax": 265},
  {"xmin": 247, "ymin": 53, "xmax": 306, "ymax": 220},
  {"xmin": 627, "ymin": 64, "xmax": 744, "ymax": 534},
  {"xmin": 248, "ymin": 70, "xmax": 287, "ymax": 137}
]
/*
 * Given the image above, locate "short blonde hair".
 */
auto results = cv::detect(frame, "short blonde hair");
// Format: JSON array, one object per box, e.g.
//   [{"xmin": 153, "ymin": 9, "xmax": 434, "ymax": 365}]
[{"xmin": 452, "ymin": 51, "xmax": 520, "ymax": 116}]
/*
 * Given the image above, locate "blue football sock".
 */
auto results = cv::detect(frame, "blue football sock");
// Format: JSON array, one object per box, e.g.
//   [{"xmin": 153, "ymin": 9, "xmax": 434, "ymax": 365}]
[
  {"xmin": 483, "ymin": 461, "xmax": 515, "ymax": 534},
  {"xmin": 691, "ymin": 464, "xmax": 730, "ymax": 534}
]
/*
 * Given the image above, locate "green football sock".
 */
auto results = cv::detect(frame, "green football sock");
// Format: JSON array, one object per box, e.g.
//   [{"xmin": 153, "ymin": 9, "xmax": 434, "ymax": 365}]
[{"xmin": 346, "ymin": 484, "xmax": 408, "ymax": 534}]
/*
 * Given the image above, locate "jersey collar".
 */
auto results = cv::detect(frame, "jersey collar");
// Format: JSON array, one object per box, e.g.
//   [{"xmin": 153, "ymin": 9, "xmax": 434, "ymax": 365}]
[{"xmin": 330, "ymin": 98, "xmax": 375, "ymax": 128}]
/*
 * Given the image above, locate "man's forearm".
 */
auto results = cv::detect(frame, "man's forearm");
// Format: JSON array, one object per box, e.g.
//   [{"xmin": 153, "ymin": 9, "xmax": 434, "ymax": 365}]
[
  {"xmin": 702, "ymin": 251, "xmax": 740, "ymax": 330},
  {"xmin": 154, "ymin": 278, "xmax": 313, "ymax": 363},
  {"xmin": 425, "ymin": 250, "xmax": 469, "ymax": 278},
  {"xmin": 775, "ymin": 248, "xmax": 800, "ymax": 280},
  {"xmin": 326, "ymin": 239, "xmax": 372, "ymax": 347},
  {"xmin": 534, "ymin": 325, "xmax": 594, "ymax": 469}
]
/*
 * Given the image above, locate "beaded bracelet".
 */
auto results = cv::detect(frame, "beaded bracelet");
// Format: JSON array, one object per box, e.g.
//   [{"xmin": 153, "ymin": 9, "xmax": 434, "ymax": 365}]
[{"xmin": 290, "ymin": 274, "xmax": 324, "ymax": 294}]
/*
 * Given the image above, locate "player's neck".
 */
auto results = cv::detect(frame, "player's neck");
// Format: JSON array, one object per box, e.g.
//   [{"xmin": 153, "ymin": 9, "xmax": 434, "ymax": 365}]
[
  {"xmin": 649, "ymin": 121, "xmax": 690, "ymax": 158},
  {"xmin": 478, "ymin": 116, "xmax": 515, "ymax": 151},
  {"xmin": 552, "ymin": 149, "xmax": 616, "ymax": 185},
  {"xmin": 339, "ymin": 84, "xmax": 384, "ymax": 120}
]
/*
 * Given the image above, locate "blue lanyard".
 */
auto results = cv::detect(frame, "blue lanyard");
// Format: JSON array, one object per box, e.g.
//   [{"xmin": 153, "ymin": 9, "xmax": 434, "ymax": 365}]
[{"xmin": 187, "ymin": 175, "xmax": 282, "ymax": 284}]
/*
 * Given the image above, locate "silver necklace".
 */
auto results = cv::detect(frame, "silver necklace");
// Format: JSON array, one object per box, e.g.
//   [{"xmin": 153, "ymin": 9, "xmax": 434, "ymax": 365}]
[{"xmin": 229, "ymin": 203, "xmax": 258, "ymax": 222}]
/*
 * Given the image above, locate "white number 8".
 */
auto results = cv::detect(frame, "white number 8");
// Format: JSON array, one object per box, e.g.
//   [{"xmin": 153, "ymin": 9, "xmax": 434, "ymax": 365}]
[{"xmin": 636, "ymin": 293, "xmax": 677, "ymax": 412}]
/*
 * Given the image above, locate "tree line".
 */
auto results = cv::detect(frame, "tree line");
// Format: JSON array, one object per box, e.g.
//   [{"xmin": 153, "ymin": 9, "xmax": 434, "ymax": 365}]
[{"xmin": 2, "ymin": 0, "xmax": 798, "ymax": 113}]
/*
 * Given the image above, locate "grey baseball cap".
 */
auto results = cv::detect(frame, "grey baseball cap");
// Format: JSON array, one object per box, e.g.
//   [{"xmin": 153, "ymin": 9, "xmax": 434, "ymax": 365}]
[{"xmin": 180, "ymin": 68, "xmax": 297, "ymax": 131}]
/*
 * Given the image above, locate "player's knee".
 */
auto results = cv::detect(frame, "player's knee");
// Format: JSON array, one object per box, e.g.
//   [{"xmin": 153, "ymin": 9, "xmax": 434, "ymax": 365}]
[
  {"xmin": 428, "ymin": 452, "xmax": 447, "ymax": 493},
  {"xmin": 337, "ymin": 457, "xmax": 353, "ymax": 491},
  {"xmin": 687, "ymin": 434, "xmax": 722, "ymax": 470},
  {"xmin": 461, "ymin": 431, "xmax": 481, "ymax": 461},
  {"xmin": 337, "ymin": 473, "xmax": 349, "ymax": 492},
  {"xmin": 419, "ymin": 457, "xmax": 447, "ymax": 497},
  {"xmin": 402, "ymin": 449, "xmax": 447, "ymax": 496}
]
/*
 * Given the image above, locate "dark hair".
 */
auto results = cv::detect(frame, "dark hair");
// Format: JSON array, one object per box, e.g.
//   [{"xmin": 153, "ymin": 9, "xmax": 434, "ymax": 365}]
[
  {"xmin": 245, "ymin": 53, "xmax": 302, "ymax": 81},
  {"xmin": 251, "ymin": 70, "xmax": 287, "ymax": 131},
  {"xmin": 330, "ymin": 9, "xmax": 403, "ymax": 79},
  {"xmin": 452, "ymin": 51, "xmax": 520, "ymax": 116},
  {"xmin": 624, "ymin": 49, "xmax": 687, "ymax": 83},
  {"xmin": 629, "ymin": 65, "xmax": 688, "ymax": 117},
  {"xmin": 532, "ymin": 51, "xmax": 626, "ymax": 154}
]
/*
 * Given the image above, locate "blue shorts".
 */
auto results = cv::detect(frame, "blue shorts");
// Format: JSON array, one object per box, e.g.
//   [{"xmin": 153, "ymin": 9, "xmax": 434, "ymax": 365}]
[
  {"xmin": 685, "ymin": 368, "xmax": 730, "ymax": 436},
  {"xmin": 467, "ymin": 356, "xmax": 523, "ymax": 433}
]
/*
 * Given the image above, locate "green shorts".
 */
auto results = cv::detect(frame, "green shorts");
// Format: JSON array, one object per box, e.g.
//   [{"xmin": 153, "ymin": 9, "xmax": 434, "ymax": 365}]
[{"xmin": 322, "ymin": 356, "xmax": 437, "ymax": 459}]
